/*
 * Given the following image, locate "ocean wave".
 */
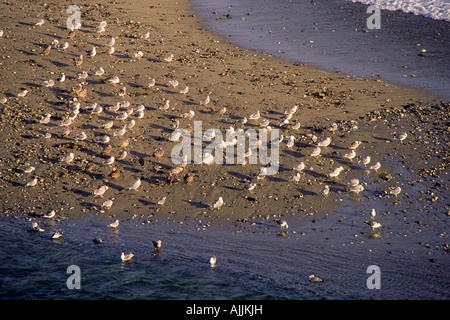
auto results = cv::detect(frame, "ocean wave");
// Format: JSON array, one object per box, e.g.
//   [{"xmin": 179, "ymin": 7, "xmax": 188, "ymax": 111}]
[{"xmin": 347, "ymin": 0, "xmax": 450, "ymax": 22}]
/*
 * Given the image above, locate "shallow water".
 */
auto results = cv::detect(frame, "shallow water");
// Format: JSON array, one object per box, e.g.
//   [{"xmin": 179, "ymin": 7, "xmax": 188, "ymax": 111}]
[{"xmin": 190, "ymin": 0, "xmax": 450, "ymax": 100}]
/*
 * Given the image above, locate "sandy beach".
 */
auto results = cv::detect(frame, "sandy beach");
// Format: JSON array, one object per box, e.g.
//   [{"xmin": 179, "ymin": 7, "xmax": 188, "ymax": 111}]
[
  {"xmin": 0, "ymin": 0, "xmax": 441, "ymax": 221},
  {"xmin": 0, "ymin": 0, "xmax": 448, "ymax": 300}
]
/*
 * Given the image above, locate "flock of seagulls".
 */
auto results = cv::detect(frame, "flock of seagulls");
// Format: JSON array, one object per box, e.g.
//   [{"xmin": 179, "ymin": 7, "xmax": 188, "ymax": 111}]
[{"xmin": 11, "ymin": 13, "xmax": 411, "ymax": 273}]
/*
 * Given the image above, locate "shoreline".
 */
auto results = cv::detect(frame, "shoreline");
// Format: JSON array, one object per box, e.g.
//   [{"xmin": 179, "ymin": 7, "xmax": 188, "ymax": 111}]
[{"xmin": 0, "ymin": 0, "xmax": 444, "ymax": 225}]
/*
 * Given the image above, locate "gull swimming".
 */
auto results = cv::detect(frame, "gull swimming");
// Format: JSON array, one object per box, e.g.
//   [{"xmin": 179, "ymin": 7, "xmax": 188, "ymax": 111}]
[
  {"xmin": 31, "ymin": 222, "xmax": 44, "ymax": 232},
  {"xmin": 121, "ymin": 252, "xmax": 134, "ymax": 262},
  {"xmin": 51, "ymin": 231, "xmax": 63, "ymax": 240},
  {"xmin": 309, "ymin": 275, "xmax": 323, "ymax": 283}
]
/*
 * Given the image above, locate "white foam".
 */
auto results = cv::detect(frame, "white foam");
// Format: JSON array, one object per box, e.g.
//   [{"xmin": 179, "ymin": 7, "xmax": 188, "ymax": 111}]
[{"xmin": 347, "ymin": 0, "xmax": 450, "ymax": 22}]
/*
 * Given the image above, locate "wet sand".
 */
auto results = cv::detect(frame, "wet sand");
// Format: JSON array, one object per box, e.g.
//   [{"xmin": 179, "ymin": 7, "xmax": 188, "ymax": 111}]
[{"xmin": 0, "ymin": 0, "xmax": 448, "ymax": 300}]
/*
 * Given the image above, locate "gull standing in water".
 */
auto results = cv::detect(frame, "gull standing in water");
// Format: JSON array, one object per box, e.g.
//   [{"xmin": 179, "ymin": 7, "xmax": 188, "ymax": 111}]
[
  {"xmin": 210, "ymin": 255, "xmax": 216, "ymax": 267},
  {"xmin": 108, "ymin": 219, "xmax": 119, "ymax": 228},
  {"xmin": 153, "ymin": 240, "xmax": 162, "ymax": 254},
  {"xmin": 276, "ymin": 219, "xmax": 288, "ymax": 230}
]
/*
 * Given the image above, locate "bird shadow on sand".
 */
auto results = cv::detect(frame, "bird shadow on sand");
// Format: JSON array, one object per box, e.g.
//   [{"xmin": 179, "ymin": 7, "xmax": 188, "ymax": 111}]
[
  {"xmin": 183, "ymin": 199, "xmax": 209, "ymax": 209},
  {"xmin": 71, "ymin": 188, "xmax": 91, "ymax": 197},
  {"xmin": 296, "ymin": 188, "xmax": 317, "ymax": 196}
]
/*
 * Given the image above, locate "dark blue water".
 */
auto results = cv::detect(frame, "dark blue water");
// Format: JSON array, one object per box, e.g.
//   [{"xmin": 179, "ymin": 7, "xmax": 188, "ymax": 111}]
[{"xmin": 190, "ymin": 0, "xmax": 450, "ymax": 100}]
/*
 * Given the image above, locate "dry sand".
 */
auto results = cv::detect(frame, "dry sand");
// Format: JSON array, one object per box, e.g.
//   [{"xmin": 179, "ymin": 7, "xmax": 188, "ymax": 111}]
[{"xmin": 0, "ymin": 0, "xmax": 445, "ymax": 228}]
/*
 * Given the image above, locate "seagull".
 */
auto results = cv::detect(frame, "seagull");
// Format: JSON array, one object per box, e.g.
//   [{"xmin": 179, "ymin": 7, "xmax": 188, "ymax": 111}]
[
  {"xmin": 322, "ymin": 185, "xmax": 330, "ymax": 196},
  {"xmin": 328, "ymin": 123, "xmax": 338, "ymax": 133},
  {"xmin": 75, "ymin": 55, "xmax": 83, "ymax": 68},
  {"xmin": 347, "ymin": 179, "xmax": 360, "ymax": 188},
  {"xmin": 106, "ymin": 46, "xmax": 115, "ymax": 55},
  {"xmin": 133, "ymin": 51, "xmax": 144, "ymax": 60},
  {"xmin": 199, "ymin": 95, "xmax": 210, "ymax": 106},
  {"xmin": 164, "ymin": 53, "xmax": 174, "ymax": 62},
  {"xmin": 389, "ymin": 186, "xmax": 402, "ymax": 197},
  {"xmin": 370, "ymin": 208, "xmax": 376, "ymax": 220},
  {"xmin": 259, "ymin": 118, "xmax": 270, "ymax": 128},
  {"xmin": 276, "ymin": 219, "xmax": 288, "ymax": 230},
  {"xmin": 349, "ymin": 140, "xmax": 361, "ymax": 150},
  {"xmin": 291, "ymin": 172, "xmax": 301, "ymax": 183},
  {"xmin": 309, "ymin": 275, "xmax": 323, "ymax": 283},
  {"xmin": 117, "ymin": 150, "xmax": 127, "ymax": 161},
  {"xmin": 58, "ymin": 72, "xmax": 66, "ymax": 82},
  {"xmin": 360, "ymin": 156, "xmax": 371, "ymax": 167},
  {"xmin": 369, "ymin": 162, "xmax": 381, "ymax": 172},
  {"xmin": 292, "ymin": 121, "xmax": 301, "ymax": 130},
  {"xmin": 317, "ymin": 137, "xmax": 331, "ymax": 149},
  {"xmin": 75, "ymin": 131, "xmax": 87, "ymax": 141},
  {"xmin": 168, "ymin": 80, "xmax": 179, "ymax": 87},
  {"xmin": 159, "ymin": 100, "xmax": 170, "ymax": 111},
  {"xmin": 102, "ymin": 199, "xmax": 114, "ymax": 209},
  {"xmin": 343, "ymin": 149, "xmax": 356, "ymax": 161},
  {"xmin": 310, "ymin": 147, "xmax": 321, "ymax": 157},
  {"xmin": 105, "ymin": 37, "xmax": 115, "ymax": 47},
  {"xmin": 368, "ymin": 220, "xmax": 382, "ymax": 230},
  {"xmin": 153, "ymin": 240, "xmax": 162, "ymax": 253},
  {"xmin": 24, "ymin": 166, "xmax": 35, "ymax": 174},
  {"xmin": 40, "ymin": 113, "xmax": 51, "ymax": 124},
  {"xmin": 31, "ymin": 222, "xmax": 44, "ymax": 232},
  {"xmin": 243, "ymin": 182, "xmax": 256, "ymax": 191},
  {"xmin": 51, "ymin": 231, "xmax": 63, "ymax": 240},
  {"xmin": 248, "ymin": 110, "xmax": 260, "ymax": 120},
  {"xmin": 35, "ymin": 19, "xmax": 45, "ymax": 27},
  {"xmin": 17, "ymin": 89, "xmax": 28, "ymax": 97},
  {"xmin": 210, "ymin": 255, "xmax": 216, "ymax": 267},
  {"xmin": 210, "ymin": 197, "xmax": 224, "ymax": 210},
  {"xmin": 153, "ymin": 148, "xmax": 164, "ymax": 159},
  {"xmin": 115, "ymin": 112, "xmax": 129, "ymax": 121},
  {"xmin": 87, "ymin": 46, "xmax": 97, "ymax": 57},
  {"xmin": 293, "ymin": 161, "xmax": 305, "ymax": 172},
  {"xmin": 44, "ymin": 79, "xmax": 55, "ymax": 87},
  {"xmin": 179, "ymin": 86, "xmax": 189, "ymax": 94},
  {"xmin": 396, "ymin": 132, "xmax": 407, "ymax": 143},
  {"xmin": 108, "ymin": 219, "xmax": 119, "ymax": 228},
  {"xmin": 286, "ymin": 135, "xmax": 295, "ymax": 149},
  {"xmin": 94, "ymin": 185, "xmax": 109, "ymax": 197},
  {"xmin": 60, "ymin": 153, "xmax": 75, "ymax": 163},
  {"xmin": 103, "ymin": 156, "xmax": 115, "ymax": 166},
  {"xmin": 147, "ymin": 78, "xmax": 156, "ymax": 88},
  {"xmin": 157, "ymin": 196, "xmax": 167, "ymax": 205},
  {"xmin": 121, "ymin": 252, "xmax": 134, "ymax": 262},
  {"xmin": 60, "ymin": 41, "xmax": 69, "ymax": 51},
  {"xmin": 43, "ymin": 210, "xmax": 56, "ymax": 218},
  {"xmin": 94, "ymin": 67, "xmax": 105, "ymax": 76},
  {"xmin": 113, "ymin": 125, "xmax": 126, "ymax": 137},
  {"xmin": 349, "ymin": 184, "xmax": 364, "ymax": 194},
  {"xmin": 202, "ymin": 153, "xmax": 214, "ymax": 165},
  {"xmin": 107, "ymin": 76, "xmax": 120, "ymax": 86},
  {"xmin": 95, "ymin": 135, "xmax": 110, "ymax": 144},
  {"xmin": 128, "ymin": 178, "xmax": 141, "ymax": 191}
]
